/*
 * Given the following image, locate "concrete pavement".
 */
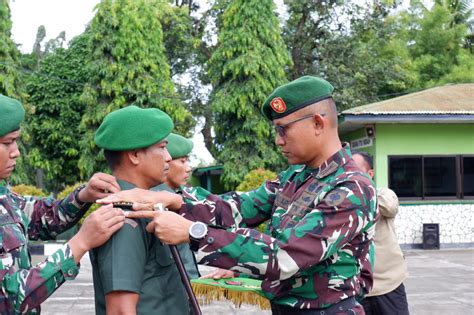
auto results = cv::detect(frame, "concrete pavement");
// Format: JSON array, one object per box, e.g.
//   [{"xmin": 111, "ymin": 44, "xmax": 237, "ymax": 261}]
[{"xmin": 33, "ymin": 249, "xmax": 473, "ymax": 314}]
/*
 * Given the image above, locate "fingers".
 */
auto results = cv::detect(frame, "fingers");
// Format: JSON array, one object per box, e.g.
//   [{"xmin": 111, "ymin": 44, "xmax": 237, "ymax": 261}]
[
  {"xmin": 104, "ymin": 212, "xmax": 126, "ymax": 228},
  {"xmin": 132, "ymin": 202, "xmax": 154, "ymax": 211},
  {"xmin": 87, "ymin": 173, "xmax": 120, "ymax": 197},
  {"xmin": 126, "ymin": 211, "xmax": 156, "ymax": 220},
  {"xmin": 97, "ymin": 203, "xmax": 114, "ymax": 211},
  {"xmin": 96, "ymin": 191, "xmax": 135, "ymax": 204},
  {"xmin": 95, "ymin": 173, "xmax": 121, "ymax": 193},
  {"xmin": 146, "ymin": 221, "xmax": 156, "ymax": 234},
  {"xmin": 92, "ymin": 179, "xmax": 117, "ymax": 195},
  {"xmin": 201, "ymin": 269, "xmax": 235, "ymax": 279},
  {"xmin": 96, "ymin": 196, "xmax": 120, "ymax": 204},
  {"xmin": 105, "ymin": 219, "xmax": 125, "ymax": 235},
  {"xmin": 93, "ymin": 204, "xmax": 114, "ymax": 217}
]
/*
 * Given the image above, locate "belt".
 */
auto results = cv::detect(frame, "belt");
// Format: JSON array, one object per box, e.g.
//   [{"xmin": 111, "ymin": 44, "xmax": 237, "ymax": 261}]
[{"xmin": 271, "ymin": 297, "xmax": 358, "ymax": 315}]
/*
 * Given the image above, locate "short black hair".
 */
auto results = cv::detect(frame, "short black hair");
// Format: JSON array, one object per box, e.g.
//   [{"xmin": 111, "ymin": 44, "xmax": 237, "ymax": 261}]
[
  {"xmin": 351, "ymin": 150, "xmax": 373, "ymax": 169},
  {"xmin": 103, "ymin": 150, "xmax": 123, "ymax": 171}
]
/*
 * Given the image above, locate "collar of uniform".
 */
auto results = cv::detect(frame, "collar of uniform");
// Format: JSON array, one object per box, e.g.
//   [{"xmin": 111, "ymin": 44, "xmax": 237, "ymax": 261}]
[
  {"xmin": 293, "ymin": 165, "xmax": 306, "ymax": 173},
  {"xmin": 116, "ymin": 179, "xmax": 136, "ymax": 190},
  {"xmin": 312, "ymin": 142, "xmax": 352, "ymax": 179},
  {"xmin": 152, "ymin": 183, "xmax": 175, "ymax": 193}
]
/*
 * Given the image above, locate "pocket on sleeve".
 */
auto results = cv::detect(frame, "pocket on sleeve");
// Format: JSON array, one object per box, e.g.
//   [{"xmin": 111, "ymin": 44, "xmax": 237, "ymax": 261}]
[{"xmin": 0, "ymin": 215, "xmax": 26, "ymax": 253}]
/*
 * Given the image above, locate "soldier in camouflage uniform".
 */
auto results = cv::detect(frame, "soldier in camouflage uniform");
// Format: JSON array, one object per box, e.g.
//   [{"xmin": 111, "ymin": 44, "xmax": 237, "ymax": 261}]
[
  {"xmin": 0, "ymin": 94, "xmax": 126, "ymax": 314},
  {"xmin": 103, "ymin": 76, "xmax": 379, "ymax": 315}
]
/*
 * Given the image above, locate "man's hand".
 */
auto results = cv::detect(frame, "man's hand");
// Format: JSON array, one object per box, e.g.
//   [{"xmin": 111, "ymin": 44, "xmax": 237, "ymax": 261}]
[
  {"xmin": 77, "ymin": 172, "xmax": 120, "ymax": 203},
  {"xmin": 97, "ymin": 189, "xmax": 184, "ymax": 211},
  {"xmin": 201, "ymin": 268, "xmax": 236, "ymax": 280},
  {"xmin": 126, "ymin": 210, "xmax": 192, "ymax": 244},
  {"xmin": 68, "ymin": 204, "xmax": 125, "ymax": 263}
]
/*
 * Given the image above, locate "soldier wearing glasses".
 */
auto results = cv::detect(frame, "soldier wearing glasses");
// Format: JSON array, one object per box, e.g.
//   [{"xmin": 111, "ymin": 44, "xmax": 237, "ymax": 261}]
[{"xmin": 104, "ymin": 76, "xmax": 379, "ymax": 315}]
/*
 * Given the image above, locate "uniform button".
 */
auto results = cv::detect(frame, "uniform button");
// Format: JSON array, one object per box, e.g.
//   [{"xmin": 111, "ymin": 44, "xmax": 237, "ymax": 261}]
[
  {"xmin": 207, "ymin": 237, "xmax": 214, "ymax": 244},
  {"xmin": 67, "ymin": 269, "xmax": 75, "ymax": 277}
]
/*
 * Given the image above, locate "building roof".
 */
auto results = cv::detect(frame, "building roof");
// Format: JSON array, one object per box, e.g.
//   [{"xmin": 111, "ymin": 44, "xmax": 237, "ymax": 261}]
[
  {"xmin": 192, "ymin": 165, "xmax": 223, "ymax": 176},
  {"xmin": 342, "ymin": 84, "xmax": 474, "ymax": 115},
  {"xmin": 339, "ymin": 84, "xmax": 474, "ymax": 133}
]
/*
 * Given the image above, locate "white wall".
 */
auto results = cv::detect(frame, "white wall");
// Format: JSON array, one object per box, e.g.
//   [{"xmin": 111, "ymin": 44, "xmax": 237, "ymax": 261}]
[{"xmin": 395, "ymin": 204, "xmax": 474, "ymax": 244}]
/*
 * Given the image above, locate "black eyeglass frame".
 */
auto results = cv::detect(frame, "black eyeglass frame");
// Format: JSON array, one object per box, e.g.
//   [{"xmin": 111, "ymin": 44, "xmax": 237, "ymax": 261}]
[{"xmin": 274, "ymin": 113, "xmax": 326, "ymax": 137}]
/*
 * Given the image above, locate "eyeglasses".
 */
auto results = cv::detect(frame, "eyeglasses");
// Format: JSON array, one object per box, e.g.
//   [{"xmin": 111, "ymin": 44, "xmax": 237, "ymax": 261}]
[{"xmin": 274, "ymin": 113, "xmax": 326, "ymax": 137}]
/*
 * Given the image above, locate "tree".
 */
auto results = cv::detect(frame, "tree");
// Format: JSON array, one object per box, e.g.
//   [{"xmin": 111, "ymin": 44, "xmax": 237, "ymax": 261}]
[
  {"xmin": 25, "ymin": 34, "xmax": 90, "ymax": 192},
  {"xmin": 407, "ymin": 2, "xmax": 470, "ymax": 86},
  {"xmin": 437, "ymin": 49, "xmax": 474, "ymax": 83},
  {"xmin": 435, "ymin": 0, "xmax": 473, "ymax": 28},
  {"xmin": 159, "ymin": 2, "xmax": 197, "ymax": 77},
  {"xmin": 208, "ymin": 0, "xmax": 292, "ymax": 188},
  {"xmin": 79, "ymin": 0, "xmax": 194, "ymax": 177},
  {"xmin": 0, "ymin": 0, "xmax": 35, "ymax": 185},
  {"xmin": 282, "ymin": 0, "xmax": 343, "ymax": 80},
  {"xmin": 0, "ymin": 0, "xmax": 22, "ymax": 98},
  {"xmin": 32, "ymin": 26, "xmax": 46, "ymax": 70},
  {"xmin": 283, "ymin": 1, "xmax": 419, "ymax": 110}
]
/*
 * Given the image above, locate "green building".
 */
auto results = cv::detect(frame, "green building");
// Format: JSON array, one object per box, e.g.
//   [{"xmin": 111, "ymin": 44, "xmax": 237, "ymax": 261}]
[
  {"xmin": 190, "ymin": 165, "xmax": 226, "ymax": 194},
  {"xmin": 339, "ymin": 83, "xmax": 474, "ymax": 248}
]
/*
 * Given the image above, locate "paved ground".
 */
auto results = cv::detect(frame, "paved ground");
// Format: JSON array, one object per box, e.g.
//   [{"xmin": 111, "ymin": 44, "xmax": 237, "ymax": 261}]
[{"xmin": 33, "ymin": 249, "xmax": 473, "ymax": 314}]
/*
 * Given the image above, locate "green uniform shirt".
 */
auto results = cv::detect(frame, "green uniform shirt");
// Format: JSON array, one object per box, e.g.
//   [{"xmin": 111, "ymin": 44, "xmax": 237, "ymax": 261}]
[
  {"xmin": 152, "ymin": 183, "xmax": 200, "ymax": 279},
  {"xmin": 90, "ymin": 180, "xmax": 188, "ymax": 315}
]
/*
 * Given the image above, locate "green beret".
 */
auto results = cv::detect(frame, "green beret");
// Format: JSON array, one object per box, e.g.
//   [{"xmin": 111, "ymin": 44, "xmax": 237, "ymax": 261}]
[
  {"xmin": 261, "ymin": 76, "xmax": 334, "ymax": 120},
  {"xmin": 95, "ymin": 105, "xmax": 173, "ymax": 151},
  {"xmin": 166, "ymin": 133, "xmax": 193, "ymax": 159},
  {"xmin": 0, "ymin": 94, "xmax": 25, "ymax": 137}
]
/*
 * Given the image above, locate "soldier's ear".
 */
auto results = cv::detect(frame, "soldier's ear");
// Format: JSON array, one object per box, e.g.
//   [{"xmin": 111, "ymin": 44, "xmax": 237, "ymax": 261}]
[
  {"xmin": 126, "ymin": 150, "xmax": 141, "ymax": 166},
  {"xmin": 313, "ymin": 114, "xmax": 325, "ymax": 135},
  {"xmin": 368, "ymin": 169, "xmax": 375, "ymax": 179}
]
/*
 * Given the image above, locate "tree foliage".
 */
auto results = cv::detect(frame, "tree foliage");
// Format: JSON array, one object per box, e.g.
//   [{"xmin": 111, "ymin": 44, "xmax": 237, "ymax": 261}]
[
  {"xmin": 0, "ymin": 0, "xmax": 22, "ymax": 98},
  {"xmin": 405, "ymin": 1, "xmax": 472, "ymax": 86},
  {"xmin": 236, "ymin": 168, "xmax": 277, "ymax": 191},
  {"xmin": 208, "ymin": 0, "xmax": 292, "ymax": 188},
  {"xmin": 0, "ymin": 0, "xmax": 36, "ymax": 185},
  {"xmin": 78, "ymin": 0, "xmax": 195, "ymax": 177},
  {"xmin": 25, "ymin": 34, "xmax": 90, "ymax": 192},
  {"xmin": 5, "ymin": 0, "xmax": 473, "ymax": 190}
]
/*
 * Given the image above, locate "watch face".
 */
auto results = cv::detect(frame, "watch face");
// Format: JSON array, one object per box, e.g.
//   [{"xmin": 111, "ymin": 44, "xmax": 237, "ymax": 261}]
[{"xmin": 191, "ymin": 222, "xmax": 207, "ymax": 239}]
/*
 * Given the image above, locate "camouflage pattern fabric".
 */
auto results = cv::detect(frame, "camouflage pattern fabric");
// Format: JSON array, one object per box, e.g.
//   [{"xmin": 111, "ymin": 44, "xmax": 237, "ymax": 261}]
[
  {"xmin": 180, "ymin": 144, "xmax": 378, "ymax": 311},
  {"xmin": 0, "ymin": 185, "xmax": 90, "ymax": 314}
]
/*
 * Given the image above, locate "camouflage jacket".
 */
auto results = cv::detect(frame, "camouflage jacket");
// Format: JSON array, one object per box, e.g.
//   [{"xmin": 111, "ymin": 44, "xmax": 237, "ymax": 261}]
[
  {"xmin": 181, "ymin": 144, "xmax": 378, "ymax": 309},
  {"xmin": 0, "ymin": 185, "xmax": 90, "ymax": 314}
]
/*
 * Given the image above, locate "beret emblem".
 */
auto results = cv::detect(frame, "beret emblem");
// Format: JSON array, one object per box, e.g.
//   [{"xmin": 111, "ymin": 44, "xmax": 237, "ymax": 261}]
[{"xmin": 270, "ymin": 97, "xmax": 286, "ymax": 113}]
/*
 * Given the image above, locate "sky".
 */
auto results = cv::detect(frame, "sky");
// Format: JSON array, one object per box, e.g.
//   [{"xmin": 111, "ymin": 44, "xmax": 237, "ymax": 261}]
[{"xmin": 9, "ymin": 0, "xmax": 215, "ymax": 167}]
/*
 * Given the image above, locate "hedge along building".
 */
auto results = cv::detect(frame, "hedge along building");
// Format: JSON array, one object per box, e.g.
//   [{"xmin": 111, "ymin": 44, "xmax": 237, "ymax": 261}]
[{"xmin": 338, "ymin": 83, "xmax": 474, "ymax": 249}]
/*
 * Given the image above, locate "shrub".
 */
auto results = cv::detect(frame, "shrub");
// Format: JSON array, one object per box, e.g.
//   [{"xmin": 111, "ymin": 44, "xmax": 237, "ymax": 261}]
[
  {"xmin": 236, "ymin": 168, "xmax": 277, "ymax": 191},
  {"xmin": 237, "ymin": 168, "xmax": 277, "ymax": 233},
  {"xmin": 10, "ymin": 184, "xmax": 48, "ymax": 197}
]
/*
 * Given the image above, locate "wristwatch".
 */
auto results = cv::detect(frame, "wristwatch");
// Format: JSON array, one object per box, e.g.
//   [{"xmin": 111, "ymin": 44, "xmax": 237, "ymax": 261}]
[
  {"xmin": 72, "ymin": 183, "xmax": 88, "ymax": 207},
  {"xmin": 189, "ymin": 221, "xmax": 208, "ymax": 251}
]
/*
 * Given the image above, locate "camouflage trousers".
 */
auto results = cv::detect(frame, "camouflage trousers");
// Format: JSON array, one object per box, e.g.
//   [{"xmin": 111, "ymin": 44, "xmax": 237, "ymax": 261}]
[{"xmin": 270, "ymin": 297, "xmax": 365, "ymax": 315}]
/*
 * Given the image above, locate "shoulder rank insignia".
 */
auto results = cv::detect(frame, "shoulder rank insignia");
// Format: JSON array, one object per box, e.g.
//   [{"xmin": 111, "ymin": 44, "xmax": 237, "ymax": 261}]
[
  {"xmin": 324, "ymin": 189, "xmax": 348, "ymax": 207},
  {"xmin": 112, "ymin": 201, "xmax": 133, "ymax": 210}
]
